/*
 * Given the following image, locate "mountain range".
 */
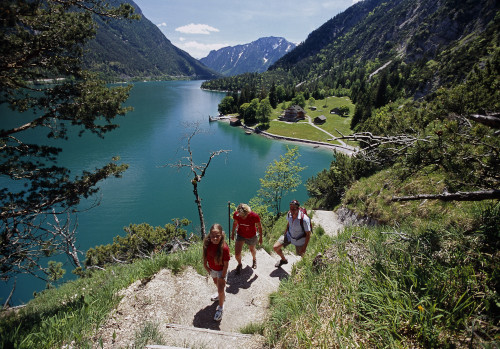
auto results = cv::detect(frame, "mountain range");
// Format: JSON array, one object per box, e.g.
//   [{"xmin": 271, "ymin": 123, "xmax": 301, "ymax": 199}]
[
  {"xmin": 83, "ymin": 0, "xmax": 219, "ymax": 81},
  {"xmin": 199, "ymin": 37, "xmax": 296, "ymax": 76},
  {"xmin": 203, "ymin": 0, "xmax": 498, "ymax": 102},
  {"xmin": 84, "ymin": 1, "xmax": 295, "ymax": 80},
  {"xmin": 84, "ymin": 0, "xmax": 498, "ymax": 104}
]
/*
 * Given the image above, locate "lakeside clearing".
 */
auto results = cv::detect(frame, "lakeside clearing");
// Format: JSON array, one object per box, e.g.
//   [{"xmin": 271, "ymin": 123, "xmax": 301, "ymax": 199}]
[{"xmin": 217, "ymin": 96, "xmax": 358, "ymax": 155}]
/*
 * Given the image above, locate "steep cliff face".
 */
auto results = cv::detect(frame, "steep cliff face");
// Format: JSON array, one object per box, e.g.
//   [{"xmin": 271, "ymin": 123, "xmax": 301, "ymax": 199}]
[
  {"xmin": 84, "ymin": 0, "xmax": 219, "ymax": 80},
  {"xmin": 271, "ymin": 0, "xmax": 384, "ymax": 69},
  {"xmin": 199, "ymin": 37, "xmax": 296, "ymax": 76},
  {"xmin": 272, "ymin": 0, "xmax": 498, "ymax": 69}
]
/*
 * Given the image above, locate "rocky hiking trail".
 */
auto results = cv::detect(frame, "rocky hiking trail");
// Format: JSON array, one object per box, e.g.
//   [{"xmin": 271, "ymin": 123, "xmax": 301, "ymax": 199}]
[{"xmin": 93, "ymin": 210, "xmax": 342, "ymax": 349}]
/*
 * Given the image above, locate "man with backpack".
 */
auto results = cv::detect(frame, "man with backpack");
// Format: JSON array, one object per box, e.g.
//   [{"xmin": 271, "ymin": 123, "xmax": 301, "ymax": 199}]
[{"xmin": 273, "ymin": 199, "xmax": 312, "ymax": 268}]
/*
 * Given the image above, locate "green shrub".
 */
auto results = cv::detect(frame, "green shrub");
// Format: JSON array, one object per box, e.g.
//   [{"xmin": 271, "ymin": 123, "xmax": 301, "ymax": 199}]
[
  {"xmin": 85, "ymin": 219, "xmax": 194, "ymax": 268},
  {"xmin": 306, "ymin": 151, "xmax": 378, "ymax": 209}
]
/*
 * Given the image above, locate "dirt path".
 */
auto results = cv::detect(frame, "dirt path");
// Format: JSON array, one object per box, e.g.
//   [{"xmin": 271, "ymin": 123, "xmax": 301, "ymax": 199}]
[
  {"xmin": 311, "ymin": 210, "xmax": 343, "ymax": 237},
  {"xmin": 93, "ymin": 212, "xmax": 343, "ymax": 348},
  {"xmin": 94, "ymin": 249, "xmax": 300, "ymax": 348},
  {"xmin": 305, "ymin": 115, "xmax": 350, "ymax": 148}
]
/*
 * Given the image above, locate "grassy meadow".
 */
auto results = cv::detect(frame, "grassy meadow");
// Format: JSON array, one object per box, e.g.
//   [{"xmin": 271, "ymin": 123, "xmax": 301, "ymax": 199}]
[{"xmin": 265, "ymin": 97, "xmax": 355, "ymax": 146}]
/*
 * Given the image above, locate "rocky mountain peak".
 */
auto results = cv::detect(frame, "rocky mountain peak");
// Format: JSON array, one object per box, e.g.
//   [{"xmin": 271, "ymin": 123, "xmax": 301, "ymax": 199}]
[{"xmin": 200, "ymin": 36, "xmax": 296, "ymax": 76}]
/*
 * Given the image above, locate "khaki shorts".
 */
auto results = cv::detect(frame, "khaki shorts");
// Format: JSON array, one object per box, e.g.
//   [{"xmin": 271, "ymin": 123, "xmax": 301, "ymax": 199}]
[
  {"xmin": 209, "ymin": 268, "xmax": 227, "ymax": 280},
  {"xmin": 276, "ymin": 234, "xmax": 302, "ymax": 255},
  {"xmin": 235, "ymin": 234, "xmax": 258, "ymax": 246}
]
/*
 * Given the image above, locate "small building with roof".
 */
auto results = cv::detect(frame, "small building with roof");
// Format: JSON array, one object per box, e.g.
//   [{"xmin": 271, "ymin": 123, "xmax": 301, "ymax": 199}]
[
  {"xmin": 314, "ymin": 115, "xmax": 327, "ymax": 124},
  {"xmin": 280, "ymin": 105, "xmax": 307, "ymax": 122}
]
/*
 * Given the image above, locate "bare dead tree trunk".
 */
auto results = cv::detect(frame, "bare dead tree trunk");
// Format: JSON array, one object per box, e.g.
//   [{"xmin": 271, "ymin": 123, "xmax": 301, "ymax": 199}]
[
  {"xmin": 166, "ymin": 122, "xmax": 231, "ymax": 239},
  {"xmin": 191, "ymin": 179, "xmax": 206, "ymax": 238},
  {"xmin": 468, "ymin": 113, "xmax": 500, "ymax": 128},
  {"xmin": 3, "ymin": 279, "xmax": 15, "ymax": 309}
]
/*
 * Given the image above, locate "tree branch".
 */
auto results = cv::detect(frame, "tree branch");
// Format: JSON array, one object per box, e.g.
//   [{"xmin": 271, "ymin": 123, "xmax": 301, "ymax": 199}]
[
  {"xmin": 468, "ymin": 113, "xmax": 500, "ymax": 129},
  {"xmin": 0, "ymin": 115, "xmax": 52, "ymax": 137},
  {"xmin": 335, "ymin": 130, "xmax": 431, "ymax": 149},
  {"xmin": 164, "ymin": 122, "xmax": 231, "ymax": 238}
]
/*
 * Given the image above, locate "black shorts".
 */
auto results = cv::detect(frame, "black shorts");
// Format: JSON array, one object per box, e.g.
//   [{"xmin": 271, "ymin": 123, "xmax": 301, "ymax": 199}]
[{"xmin": 235, "ymin": 234, "xmax": 258, "ymax": 246}]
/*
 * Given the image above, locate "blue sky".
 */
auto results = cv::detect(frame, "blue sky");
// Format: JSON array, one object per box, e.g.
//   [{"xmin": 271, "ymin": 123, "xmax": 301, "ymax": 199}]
[{"xmin": 133, "ymin": 0, "xmax": 361, "ymax": 59}]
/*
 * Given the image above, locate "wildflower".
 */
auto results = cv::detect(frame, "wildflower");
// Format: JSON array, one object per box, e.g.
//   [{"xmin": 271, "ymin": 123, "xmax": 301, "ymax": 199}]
[{"xmin": 418, "ymin": 305, "xmax": 424, "ymax": 312}]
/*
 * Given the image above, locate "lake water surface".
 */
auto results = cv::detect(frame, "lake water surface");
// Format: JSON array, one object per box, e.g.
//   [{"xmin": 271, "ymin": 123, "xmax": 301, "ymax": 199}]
[{"xmin": 0, "ymin": 80, "xmax": 335, "ymax": 305}]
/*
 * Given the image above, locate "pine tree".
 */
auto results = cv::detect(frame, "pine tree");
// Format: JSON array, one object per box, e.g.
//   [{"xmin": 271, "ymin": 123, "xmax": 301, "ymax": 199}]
[
  {"xmin": 269, "ymin": 82, "xmax": 278, "ymax": 109},
  {"xmin": 0, "ymin": 0, "xmax": 136, "ymax": 282}
]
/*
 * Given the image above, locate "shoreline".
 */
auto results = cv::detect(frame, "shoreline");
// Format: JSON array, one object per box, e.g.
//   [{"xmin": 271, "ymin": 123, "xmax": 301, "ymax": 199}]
[
  {"xmin": 215, "ymin": 116, "xmax": 356, "ymax": 155},
  {"xmin": 251, "ymin": 127, "xmax": 356, "ymax": 155}
]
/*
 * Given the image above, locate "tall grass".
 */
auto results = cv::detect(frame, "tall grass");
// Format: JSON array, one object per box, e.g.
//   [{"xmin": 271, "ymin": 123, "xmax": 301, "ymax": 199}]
[
  {"xmin": 133, "ymin": 321, "xmax": 165, "ymax": 348},
  {"xmin": 0, "ymin": 243, "xmax": 204, "ymax": 348},
  {"xmin": 264, "ymin": 204, "xmax": 499, "ymax": 348},
  {"xmin": 2, "ymin": 201, "xmax": 497, "ymax": 348}
]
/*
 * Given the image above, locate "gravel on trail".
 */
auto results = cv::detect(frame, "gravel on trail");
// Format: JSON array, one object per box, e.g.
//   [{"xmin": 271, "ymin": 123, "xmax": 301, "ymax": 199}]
[{"xmin": 93, "ymin": 211, "xmax": 343, "ymax": 348}]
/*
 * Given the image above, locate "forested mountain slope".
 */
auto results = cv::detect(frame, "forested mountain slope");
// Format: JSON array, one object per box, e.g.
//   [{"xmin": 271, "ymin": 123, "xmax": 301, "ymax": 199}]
[
  {"xmin": 273, "ymin": 0, "xmax": 497, "ymax": 69},
  {"xmin": 202, "ymin": 0, "xmax": 498, "ymax": 102},
  {"xmin": 84, "ymin": 0, "xmax": 219, "ymax": 81},
  {"xmin": 270, "ymin": 0, "xmax": 383, "ymax": 70},
  {"xmin": 273, "ymin": 0, "xmax": 497, "ymax": 95}
]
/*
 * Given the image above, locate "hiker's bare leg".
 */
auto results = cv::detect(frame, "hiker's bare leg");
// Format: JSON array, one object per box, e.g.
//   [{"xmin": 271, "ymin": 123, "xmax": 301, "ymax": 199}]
[
  {"xmin": 297, "ymin": 245, "xmax": 306, "ymax": 257},
  {"xmin": 234, "ymin": 240, "xmax": 244, "ymax": 265},
  {"xmin": 273, "ymin": 241, "xmax": 286, "ymax": 261},
  {"xmin": 248, "ymin": 244, "xmax": 257, "ymax": 261},
  {"xmin": 217, "ymin": 277, "xmax": 226, "ymax": 307}
]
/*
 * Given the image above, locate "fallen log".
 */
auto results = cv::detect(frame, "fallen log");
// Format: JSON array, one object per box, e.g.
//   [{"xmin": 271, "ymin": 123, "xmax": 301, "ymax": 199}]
[
  {"xmin": 468, "ymin": 113, "xmax": 500, "ymax": 128},
  {"xmin": 392, "ymin": 189, "xmax": 500, "ymax": 202}
]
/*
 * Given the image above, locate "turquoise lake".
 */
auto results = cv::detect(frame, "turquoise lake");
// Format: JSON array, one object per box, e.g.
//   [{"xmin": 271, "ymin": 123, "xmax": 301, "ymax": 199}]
[{"xmin": 0, "ymin": 80, "xmax": 335, "ymax": 305}]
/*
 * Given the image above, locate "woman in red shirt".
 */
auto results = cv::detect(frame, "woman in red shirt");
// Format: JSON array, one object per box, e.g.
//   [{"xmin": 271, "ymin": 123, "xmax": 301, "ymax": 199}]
[
  {"xmin": 231, "ymin": 203, "xmax": 263, "ymax": 274},
  {"xmin": 203, "ymin": 223, "xmax": 231, "ymax": 321}
]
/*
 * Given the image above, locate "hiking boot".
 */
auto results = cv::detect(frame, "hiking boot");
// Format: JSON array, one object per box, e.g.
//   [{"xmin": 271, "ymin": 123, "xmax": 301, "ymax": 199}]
[
  {"xmin": 235, "ymin": 263, "xmax": 242, "ymax": 275},
  {"xmin": 210, "ymin": 293, "xmax": 219, "ymax": 301},
  {"xmin": 214, "ymin": 306, "xmax": 223, "ymax": 321},
  {"xmin": 275, "ymin": 259, "xmax": 288, "ymax": 268},
  {"xmin": 252, "ymin": 259, "xmax": 257, "ymax": 269}
]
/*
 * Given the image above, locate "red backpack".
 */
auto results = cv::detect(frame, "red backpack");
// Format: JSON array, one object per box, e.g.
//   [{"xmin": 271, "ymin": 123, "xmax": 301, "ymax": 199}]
[{"xmin": 296, "ymin": 207, "xmax": 312, "ymax": 239}]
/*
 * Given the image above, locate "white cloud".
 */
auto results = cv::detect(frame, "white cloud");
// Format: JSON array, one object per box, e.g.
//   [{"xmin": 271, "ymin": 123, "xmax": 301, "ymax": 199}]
[
  {"xmin": 352, "ymin": 0, "xmax": 361, "ymax": 3},
  {"xmin": 157, "ymin": 22, "xmax": 167, "ymax": 28},
  {"xmin": 175, "ymin": 23, "xmax": 220, "ymax": 35}
]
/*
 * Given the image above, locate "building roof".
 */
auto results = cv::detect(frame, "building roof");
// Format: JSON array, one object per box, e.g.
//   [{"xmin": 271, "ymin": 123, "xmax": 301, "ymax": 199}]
[{"xmin": 288, "ymin": 105, "xmax": 305, "ymax": 112}]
